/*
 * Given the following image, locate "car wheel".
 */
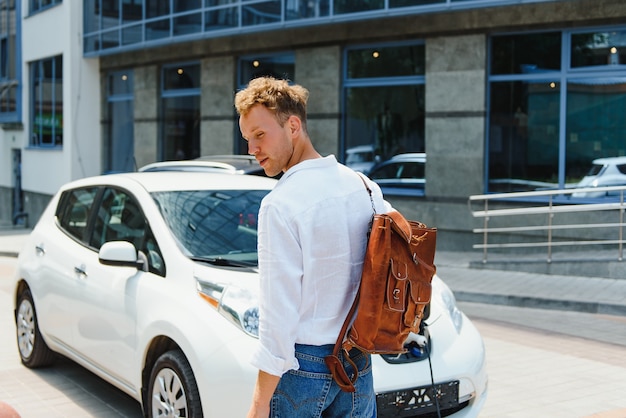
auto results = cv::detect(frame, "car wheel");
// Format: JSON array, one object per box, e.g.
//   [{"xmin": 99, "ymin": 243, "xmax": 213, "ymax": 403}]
[
  {"xmin": 16, "ymin": 288, "xmax": 56, "ymax": 368},
  {"xmin": 148, "ymin": 350, "xmax": 202, "ymax": 418}
]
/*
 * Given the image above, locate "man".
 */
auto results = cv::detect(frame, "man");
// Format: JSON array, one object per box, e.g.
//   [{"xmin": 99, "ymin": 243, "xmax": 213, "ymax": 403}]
[{"xmin": 235, "ymin": 77, "xmax": 390, "ymax": 417}]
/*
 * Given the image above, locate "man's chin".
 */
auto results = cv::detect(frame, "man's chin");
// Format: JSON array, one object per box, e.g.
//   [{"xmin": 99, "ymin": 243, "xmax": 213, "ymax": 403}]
[{"xmin": 264, "ymin": 168, "xmax": 281, "ymax": 178}]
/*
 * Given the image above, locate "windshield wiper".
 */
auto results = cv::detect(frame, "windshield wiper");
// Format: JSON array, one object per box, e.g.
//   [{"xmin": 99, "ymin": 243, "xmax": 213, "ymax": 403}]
[{"xmin": 190, "ymin": 256, "xmax": 256, "ymax": 268}]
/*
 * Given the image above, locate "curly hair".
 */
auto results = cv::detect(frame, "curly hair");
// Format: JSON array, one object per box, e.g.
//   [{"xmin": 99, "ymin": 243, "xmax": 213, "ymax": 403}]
[{"xmin": 235, "ymin": 77, "xmax": 309, "ymax": 130}]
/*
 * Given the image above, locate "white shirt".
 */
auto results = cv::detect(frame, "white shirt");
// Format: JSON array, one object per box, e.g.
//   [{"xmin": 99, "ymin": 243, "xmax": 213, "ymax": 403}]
[{"xmin": 250, "ymin": 155, "xmax": 391, "ymax": 376}]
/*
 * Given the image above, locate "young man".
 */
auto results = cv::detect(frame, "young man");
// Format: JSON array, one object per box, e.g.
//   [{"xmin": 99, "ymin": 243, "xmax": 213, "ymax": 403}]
[{"xmin": 235, "ymin": 77, "xmax": 390, "ymax": 418}]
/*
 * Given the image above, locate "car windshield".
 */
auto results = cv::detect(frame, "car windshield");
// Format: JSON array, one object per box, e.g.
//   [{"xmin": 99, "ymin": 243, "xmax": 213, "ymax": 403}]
[
  {"xmin": 151, "ymin": 189, "xmax": 269, "ymax": 265},
  {"xmin": 586, "ymin": 164, "xmax": 604, "ymax": 176}
]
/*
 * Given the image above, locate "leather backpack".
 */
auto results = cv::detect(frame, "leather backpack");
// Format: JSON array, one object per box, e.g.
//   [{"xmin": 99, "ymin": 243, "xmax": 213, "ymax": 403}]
[{"xmin": 325, "ymin": 176, "xmax": 437, "ymax": 392}]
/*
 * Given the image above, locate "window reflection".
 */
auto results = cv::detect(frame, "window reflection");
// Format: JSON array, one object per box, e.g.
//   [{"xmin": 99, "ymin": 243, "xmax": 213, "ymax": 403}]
[
  {"xmin": 488, "ymin": 80, "xmax": 560, "ymax": 192},
  {"xmin": 345, "ymin": 86, "xmax": 425, "ymax": 164},
  {"xmin": 344, "ymin": 43, "xmax": 425, "ymax": 185},
  {"xmin": 161, "ymin": 64, "xmax": 201, "ymax": 161},
  {"xmin": 347, "ymin": 44, "xmax": 425, "ymax": 78},
  {"xmin": 566, "ymin": 78, "xmax": 626, "ymax": 185},
  {"xmin": 491, "ymin": 32, "xmax": 561, "ymax": 75},
  {"xmin": 31, "ymin": 56, "xmax": 63, "ymax": 147},
  {"xmin": 105, "ymin": 71, "xmax": 134, "ymax": 173},
  {"xmin": 489, "ymin": 30, "xmax": 626, "ymax": 197},
  {"xmin": 571, "ymin": 31, "xmax": 626, "ymax": 68}
]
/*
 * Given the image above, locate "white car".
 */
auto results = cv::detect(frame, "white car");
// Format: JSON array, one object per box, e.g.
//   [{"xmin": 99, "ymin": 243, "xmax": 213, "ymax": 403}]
[
  {"xmin": 368, "ymin": 153, "xmax": 427, "ymax": 196},
  {"xmin": 572, "ymin": 156, "xmax": 626, "ymax": 198},
  {"xmin": 12, "ymin": 171, "xmax": 487, "ymax": 418},
  {"xmin": 345, "ymin": 145, "xmax": 380, "ymax": 174},
  {"xmin": 138, "ymin": 154, "xmax": 266, "ymax": 176}
]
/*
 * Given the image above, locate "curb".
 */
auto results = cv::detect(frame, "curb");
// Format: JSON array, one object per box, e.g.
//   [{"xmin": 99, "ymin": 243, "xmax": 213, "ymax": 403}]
[{"xmin": 454, "ymin": 291, "xmax": 626, "ymax": 317}]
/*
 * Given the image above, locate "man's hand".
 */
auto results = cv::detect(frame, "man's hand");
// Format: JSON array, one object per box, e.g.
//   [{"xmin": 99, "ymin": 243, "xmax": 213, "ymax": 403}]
[{"xmin": 246, "ymin": 370, "xmax": 281, "ymax": 418}]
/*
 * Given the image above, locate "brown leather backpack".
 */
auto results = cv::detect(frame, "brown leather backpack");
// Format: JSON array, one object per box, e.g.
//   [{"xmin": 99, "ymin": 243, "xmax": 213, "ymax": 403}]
[{"xmin": 325, "ymin": 177, "xmax": 437, "ymax": 393}]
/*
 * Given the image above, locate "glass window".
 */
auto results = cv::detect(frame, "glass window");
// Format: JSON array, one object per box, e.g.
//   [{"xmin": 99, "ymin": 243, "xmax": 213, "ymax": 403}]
[
  {"xmin": 163, "ymin": 63, "xmax": 200, "ymax": 90},
  {"xmin": 161, "ymin": 63, "xmax": 201, "ymax": 161},
  {"xmin": 30, "ymin": 0, "xmax": 61, "ymax": 14},
  {"xmin": 174, "ymin": 12, "xmax": 202, "ymax": 35},
  {"xmin": 146, "ymin": 19, "xmax": 170, "ymax": 41},
  {"xmin": 488, "ymin": 80, "xmax": 560, "ymax": 192},
  {"xmin": 146, "ymin": 0, "xmax": 170, "ymax": 18},
  {"xmin": 31, "ymin": 55, "xmax": 63, "ymax": 147},
  {"xmin": 490, "ymin": 32, "xmax": 561, "ymax": 75},
  {"xmin": 122, "ymin": 0, "xmax": 143, "ymax": 24},
  {"xmin": 238, "ymin": 52, "xmax": 295, "ymax": 83},
  {"xmin": 488, "ymin": 29, "xmax": 626, "ymax": 197},
  {"xmin": 105, "ymin": 71, "xmax": 134, "ymax": 173},
  {"xmin": 345, "ymin": 85, "xmax": 425, "ymax": 161},
  {"xmin": 571, "ymin": 30, "xmax": 626, "ymax": 68},
  {"xmin": 90, "ymin": 187, "xmax": 165, "ymax": 276},
  {"xmin": 175, "ymin": 0, "xmax": 202, "ymax": 13},
  {"xmin": 390, "ymin": 0, "xmax": 443, "ymax": 6},
  {"xmin": 285, "ymin": 0, "xmax": 329, "ymax": 20},
  {"xmin": 0, "ymin": 0, "xmax": 19, "ymax": 120},
  {"xmin": 205, "ymin": 3, "xmax": 239, "ymax": 31},
  {"xmin": 347, "ymin": 44, "xmax": 425, "ymax": 78},
  {"xmin": 565, "ymin": 78, "xmax": 626, "ymax": 183},
  {"xmin": 101, "ymin": 0, "xmax": 120, "ymax": 28},
  {"xmin": 151, "ymin": 188, "xmax": 268, "ymax": 261},
  {"xmin": 334, "ymin": 0, "xmax": 383, "ymax": 15},
  {"xmin": 57, "ymin": 187, "xmax": 98, "ymax": 242},
  {"xmin": 343, "ymin": 42, "xmax": 426, "ymax": 191},
  {"xmin": 242, "ymin": 0, "xmax": 281, "ymax": 26},
  {"xmin": 122, "ymin": 25, "xmax": 142, "ymax": 45}
]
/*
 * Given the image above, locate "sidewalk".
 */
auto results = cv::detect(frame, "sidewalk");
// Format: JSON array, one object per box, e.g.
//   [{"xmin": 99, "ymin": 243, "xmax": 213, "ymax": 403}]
[{"xmin": 2, "ymin": 228, "xmax": 626, "ymax": 318}]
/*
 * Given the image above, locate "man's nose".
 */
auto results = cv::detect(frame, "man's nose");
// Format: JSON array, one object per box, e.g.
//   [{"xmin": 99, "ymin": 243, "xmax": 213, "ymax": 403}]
[{"xmin": 248, "ymin": 140, "xmax": 259, "ymax": 156}]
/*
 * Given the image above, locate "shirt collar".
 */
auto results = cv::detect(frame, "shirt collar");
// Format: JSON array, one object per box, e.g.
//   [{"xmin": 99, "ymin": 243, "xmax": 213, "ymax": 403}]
[{"xmin": 280, "ymin": 155, "xmax": 337, "ymax": 183}]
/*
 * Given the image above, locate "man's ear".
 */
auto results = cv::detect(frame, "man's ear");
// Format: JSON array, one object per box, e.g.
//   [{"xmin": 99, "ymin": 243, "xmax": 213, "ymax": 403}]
[{"xmin": 288, "ymin": 115, "xmax": 301, "ymax": 137}]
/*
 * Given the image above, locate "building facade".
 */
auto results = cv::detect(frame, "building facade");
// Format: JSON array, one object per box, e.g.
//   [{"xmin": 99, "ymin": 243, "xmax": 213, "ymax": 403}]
[{"xmin": 1, "ymin": 0, "xmax": 625, "ymax": 250}]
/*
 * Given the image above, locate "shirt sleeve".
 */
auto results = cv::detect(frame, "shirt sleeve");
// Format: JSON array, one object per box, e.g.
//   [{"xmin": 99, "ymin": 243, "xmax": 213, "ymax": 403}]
[{"xmin": 249, "ymin": 202, "xmax": 302, "ymax": 376}]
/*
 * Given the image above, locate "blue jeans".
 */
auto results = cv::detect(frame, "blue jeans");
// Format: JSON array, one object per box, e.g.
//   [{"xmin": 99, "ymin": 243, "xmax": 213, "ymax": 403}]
[{"xmin": 270, "ymin": 344, "xmax": 376, "ymax": 418}]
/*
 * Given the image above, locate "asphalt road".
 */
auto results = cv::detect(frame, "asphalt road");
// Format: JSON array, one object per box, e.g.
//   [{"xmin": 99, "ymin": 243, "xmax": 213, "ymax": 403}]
[{"xmin": 1, "ymin": 257, "xmax": 625, "ymax": 417}]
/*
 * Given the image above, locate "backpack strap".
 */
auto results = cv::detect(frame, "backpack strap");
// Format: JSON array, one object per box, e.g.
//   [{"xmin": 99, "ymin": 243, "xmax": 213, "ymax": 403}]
[
  {"xmin": 324, "ymin": 172, "xmax": 377, "ymax": 393},
  {"xmin": 388, "ymin": 210, "xmax": 412, "ymax": 243},
  {"xmin": 356, "ymin": 172, "xmax": 377, "ymax": 215}
]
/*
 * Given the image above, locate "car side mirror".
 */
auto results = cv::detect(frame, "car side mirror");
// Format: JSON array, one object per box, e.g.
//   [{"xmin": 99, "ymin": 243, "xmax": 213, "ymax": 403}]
[{"xmin": 99, "ymin": 241, "xmax": 145, "ymax": 270}]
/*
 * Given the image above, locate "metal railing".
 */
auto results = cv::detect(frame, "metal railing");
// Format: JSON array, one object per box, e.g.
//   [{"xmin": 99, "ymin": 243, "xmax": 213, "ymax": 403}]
[{"xmin": 468, "ymin": 185, "xmax": 626, "ymax": 263}]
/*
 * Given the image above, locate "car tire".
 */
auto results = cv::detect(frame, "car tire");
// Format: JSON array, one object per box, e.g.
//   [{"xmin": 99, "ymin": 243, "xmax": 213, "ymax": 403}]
[
  {"xmin": 16, "ymin": 288, "xmax": 56, "ymax": 368},
  {"xmin": 147, "ymin": 350, "xmax": 202, "ymax": 418}
]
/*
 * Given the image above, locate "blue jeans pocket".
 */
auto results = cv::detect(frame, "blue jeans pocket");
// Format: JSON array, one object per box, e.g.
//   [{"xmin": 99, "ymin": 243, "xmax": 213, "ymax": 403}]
[{"xmin": 270, "ymin": 344, "xmax": 376, "ymax": 418}]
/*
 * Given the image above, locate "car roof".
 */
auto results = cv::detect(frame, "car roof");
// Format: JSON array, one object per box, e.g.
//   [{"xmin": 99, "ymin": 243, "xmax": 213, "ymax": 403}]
[
  {"xmin": 347, "ymin": 145, "xmax": 375, "ymax": 153},
  {"xmin": 64, "ymin": 171, "xmax": 278, "ymax": 193},
  {"xmin": 385, "ymin": 153, "xmax": 427, "ymax": 162},
  {"xmin": 592, "ymin": 156, "xmax": 626, "ymax": 165},
  {"xmin": 138, "ymin": 155, "xmax": 263, "ymax": 174}
]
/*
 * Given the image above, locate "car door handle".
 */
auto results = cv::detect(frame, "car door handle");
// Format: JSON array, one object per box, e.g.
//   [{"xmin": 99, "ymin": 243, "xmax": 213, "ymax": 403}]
[
  {"xmin": 74, "ymin": 264, "xmax": 88, "ymax": 279},
  {"xmin": 35, "ymin": 244, "xmax": 45, "ymax": 256}
]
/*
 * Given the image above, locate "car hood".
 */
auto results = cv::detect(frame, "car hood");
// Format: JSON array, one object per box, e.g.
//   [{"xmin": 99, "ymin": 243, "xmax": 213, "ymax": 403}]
[{"xmin": 193, "ymin": 260, "xmax": 446, "ymax": 327}]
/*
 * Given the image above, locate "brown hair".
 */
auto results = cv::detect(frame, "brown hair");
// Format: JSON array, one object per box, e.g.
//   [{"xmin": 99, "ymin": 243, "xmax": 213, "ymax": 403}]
[{"xmin": 235, "ymin": 77, "xmax": 309, "ymax": 130}]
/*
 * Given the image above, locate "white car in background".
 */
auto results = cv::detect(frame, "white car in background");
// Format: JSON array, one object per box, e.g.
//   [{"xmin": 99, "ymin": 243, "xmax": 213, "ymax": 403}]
[
  {"xmin": 12, "ymin": 171, "xmax": 487, "ymax": 418},
  {"xmin": 572, "ymin": 156, "xmax": 626, "ymax": 198},
  {"xmin": 345, "ymin": 145, "xmax": 380, "ymax": 174}
]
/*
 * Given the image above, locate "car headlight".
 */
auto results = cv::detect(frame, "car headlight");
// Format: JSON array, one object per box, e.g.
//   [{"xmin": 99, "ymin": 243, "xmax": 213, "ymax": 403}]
[
  {"xmin": 196, "ymin": 279, "xmax": 260, "ymax": 338},
  {"xmin": 439, "ymin": 282, "xmax": 463, "ymax": 333}
]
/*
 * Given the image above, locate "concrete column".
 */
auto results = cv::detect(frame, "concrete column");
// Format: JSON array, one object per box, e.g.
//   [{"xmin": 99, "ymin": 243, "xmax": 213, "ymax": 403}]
[
  {"xmin": 201, "ymin": 56, "xmax": 237, "ymax": 155},
  {"xmin": 134, "ymin": 65, "xmax": 159, "ymax": 168},
  {"xmin": 425, "ymin": 34, "xmax": 486, "ymax": 199},
  {"xmin": 295, "ymin": 46, "xmax": 341, "ymax": 157}
]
